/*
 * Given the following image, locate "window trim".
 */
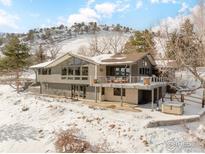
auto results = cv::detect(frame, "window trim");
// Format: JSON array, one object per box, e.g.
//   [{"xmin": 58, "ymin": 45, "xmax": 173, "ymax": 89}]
[{"xmin": 113, "ymin": 88, "xmax": 125, "ymax": 96}]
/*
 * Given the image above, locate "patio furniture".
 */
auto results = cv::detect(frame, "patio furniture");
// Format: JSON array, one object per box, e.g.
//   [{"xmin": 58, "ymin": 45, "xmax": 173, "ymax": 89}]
[{"xmin": 144, "ymin": 77, "xmax": 151, "ymax": 85}]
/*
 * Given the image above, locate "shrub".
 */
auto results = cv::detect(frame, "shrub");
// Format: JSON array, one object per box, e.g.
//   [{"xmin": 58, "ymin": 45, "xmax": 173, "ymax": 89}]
[
  {"xmin": 55, "ymin": 128, "xmax": 112, "ymax": 152},
  {"xmin": 55, "ymin": 129, "xmax": 91, "ymax": 153}
]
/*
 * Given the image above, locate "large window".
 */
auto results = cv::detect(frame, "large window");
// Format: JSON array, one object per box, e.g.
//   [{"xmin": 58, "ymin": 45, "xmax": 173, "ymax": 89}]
[
  {"xmin": 75, "ymin": 67, "xmax": 80, "ymax": 76},
  {"xmin": 61, "ymin": 68, "xmax": 67, "ymax": 75},
  {"xmin": 142, "ymin": 59, "xmax": 148, "ymax": 67},
  {"xmin": 139, "ymin": 68, "xmax": 150, "ymax": 75},
  {"xmin": 38, "ymin": 69, "xmax": 41, "ymax": 75},
  {"xmin": 74, "ymin": 58, "xmax": 81, "ymax": 65},
  {"xmin": 108, "ymin": 66, "xmax": 130, "ymax": 76},
  {"xmin": 82, "ymin": 67, "xmax": 88, "ymax": 76},
  {"xmin": 42, "ymin": 69, "xmax": 48, "ymax": 75},
  {"xmin": 48, "ymin": 69, "xmax": 51, "ymax": 75},
  {"xmin": 113, "ymin": 88, "xmax": 125, "ymax": 96},
  {"xmin": 68, "ymin": 68, "xmax": 74, "ymax": 75}
]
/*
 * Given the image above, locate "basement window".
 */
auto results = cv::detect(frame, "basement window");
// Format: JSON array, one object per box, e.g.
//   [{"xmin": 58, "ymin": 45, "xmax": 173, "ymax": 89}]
[{"xmin": 113, "ymin": 88, "xmax": 125, "ymax": 96}]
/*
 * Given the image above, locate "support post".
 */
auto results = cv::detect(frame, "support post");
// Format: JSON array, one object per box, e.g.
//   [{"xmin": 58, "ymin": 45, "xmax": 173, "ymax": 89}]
[
  {"xmin": 70, "ymin": 85, "xmax": 73, "ymax": 99},
  {"xmin": 181, "ymin": 93, "xmax": 184, "ymax": 102},
  {"xmin": 202, "ymin": 84, "xmax": 205, "ymax": 108},
  {"xmin": 121, "ymin": 85, "xmax": 123, "ymax": 107},
  {"xmin": 129, "ymin": 64, "xmax": 132, "ymax": 83},
  {"xmin": 35, "ymin": 69, "xmax": 38, "ymax": 83},
  {"xmin": 95, "ymin": 86, "xmax": 97, "ymax": 103},
  {"xmin": 77, "ymin": 85, "xmax": 80, "ymax": 100},
  {"xmin": 157, "ymin": 87, "xmax": 159, "ymax": 101},
  {"xmin": 151, "ymin": 88, "xmax": 154, "ymax": 111},
  {"xmin": 94, "ymin": 64, "xmax": 98, "ymax": 103},
  {"xmin": 40, "ymin": 82, "xmax": 42, "ymax": 94},
  {"xmin": 99, "ymin": 85, "xmax": 102, "ymax": 103}
]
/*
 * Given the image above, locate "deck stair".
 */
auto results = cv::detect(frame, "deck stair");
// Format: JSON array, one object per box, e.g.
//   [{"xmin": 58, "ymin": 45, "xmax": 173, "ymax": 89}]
[{"xmin": 165, "ymin": 91, "xmax": 202, "ymax": 104}]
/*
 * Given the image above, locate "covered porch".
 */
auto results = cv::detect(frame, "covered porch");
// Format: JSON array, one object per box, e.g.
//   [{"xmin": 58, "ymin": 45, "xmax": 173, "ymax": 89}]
[{"xmin": 93, "ymin": 82, "xmax": 167, "ymax": 111}]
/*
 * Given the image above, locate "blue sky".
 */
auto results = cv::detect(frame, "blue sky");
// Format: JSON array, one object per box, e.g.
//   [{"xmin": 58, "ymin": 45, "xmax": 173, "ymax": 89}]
[{"xmin": 0, "ymin": 0, "xmax": 198, "ymax": 33}]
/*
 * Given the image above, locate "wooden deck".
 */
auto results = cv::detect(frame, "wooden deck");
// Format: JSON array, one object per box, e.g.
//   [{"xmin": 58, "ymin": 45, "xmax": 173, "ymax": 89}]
[{"xmin": 92, "ymin": 82, "xmax": 167, "ymax": 90}]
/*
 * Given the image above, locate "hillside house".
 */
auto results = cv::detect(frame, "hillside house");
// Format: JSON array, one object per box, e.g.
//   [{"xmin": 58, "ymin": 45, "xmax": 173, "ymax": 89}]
[{"xmin": 31, "ymin": 52, "xmax": 167, "ymax": 108}]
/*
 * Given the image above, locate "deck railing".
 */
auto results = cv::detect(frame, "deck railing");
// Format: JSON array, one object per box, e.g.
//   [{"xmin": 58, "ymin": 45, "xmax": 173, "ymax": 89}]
[{"xmin": 93, "ymin": 76, "xmax": 167, "ymax": 84}]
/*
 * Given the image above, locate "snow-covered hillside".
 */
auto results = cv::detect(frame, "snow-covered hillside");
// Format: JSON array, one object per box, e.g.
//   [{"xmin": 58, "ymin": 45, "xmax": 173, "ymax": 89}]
[
  {"xmin": 59, "ymin": 31, "xmax": 130, "ymax": 56},
  {"xmin": 0, "ymin": 23, "xmax": 132, "ymax": 57}
]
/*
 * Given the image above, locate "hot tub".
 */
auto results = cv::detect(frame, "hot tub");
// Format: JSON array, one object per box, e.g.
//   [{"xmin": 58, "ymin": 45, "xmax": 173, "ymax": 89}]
[{"xmin": 161, "ymin": 102, "xmax": 184, "ymax": 115}]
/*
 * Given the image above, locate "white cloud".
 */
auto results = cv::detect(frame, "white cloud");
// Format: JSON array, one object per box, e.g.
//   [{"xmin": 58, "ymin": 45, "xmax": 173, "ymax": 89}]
[
  {"xmin": 66, "ymin": 0, "xmax": 130, "ymax": 26},
  {"xmin": 0, "ymin": 9, "xmax": 19, "ymax": 29},
  {"xmin": 95, "ymin": 2, "xmax": 116, "ymax": 17},
  {"xmin": 95, "ymin": 1, "xmax": 130, "ymax": 17},
  {"xmin": 0, "ymin": 0, "xmax": 12, "ymax": 6},
  {"xmin": 86, "ymin": 0, "xmax": 95, "ymax": 7},
  {"xmin": 136, "ymin": 0, "xmax": 143, "ymax": 9},
  {"xmin": 150, "ymin": 0, "xmax": 176, "ymax": 4},
  {"xmin": 178, "ymin": 2, "xmax": 189, "ymax": 14},
  {"xmin": 67, "ymin": 8, "xmax": 100, "ymax": 26}
]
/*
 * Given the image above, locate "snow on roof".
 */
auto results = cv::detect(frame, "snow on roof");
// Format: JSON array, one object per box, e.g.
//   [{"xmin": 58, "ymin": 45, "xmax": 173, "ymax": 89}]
[
  {"xmin": 91, "ymin": 54, "xmax": 114, "ymax": 63},
  {"xmin": 30, "ymin": 60, "xmax": 54, "ymax": 69},
  {"xmin": 68, "ymin": 52, "xmax": 97, "ymax": 64},
  {"xmin": 31, "ymin": 52, "xmax": 154, "ymax": 68},
  {"xmin": 91, "ymin": 52, "xmax": 152, "ymax": 65}
]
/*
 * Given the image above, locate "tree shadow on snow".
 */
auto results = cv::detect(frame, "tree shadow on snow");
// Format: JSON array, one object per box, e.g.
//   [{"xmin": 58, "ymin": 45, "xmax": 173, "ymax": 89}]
[{"xmin": 0, "ymin": 123, "xmax": 38, "ymax": 142}]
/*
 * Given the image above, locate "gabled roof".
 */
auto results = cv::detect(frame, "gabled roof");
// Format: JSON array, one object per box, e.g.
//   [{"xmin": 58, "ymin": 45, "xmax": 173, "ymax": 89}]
[
  {"xmin": 30, "ymin": 51, "xmax": 156, "ymax": 69},
  {"xmin": 46, "ymin": 54, "xmax": 72, "ymax": 68},
  {"xmin": 30, "ymin": 52, "xmax": 97, "ymax": 69},
  {"xmin": 68, "ymin": 52, "xmax": 98, "ymax": 65},
  {"xmin": 30, "ymin": 60, "xmax": 54, "ymax": 69},
  {"xmin": 92, "ymin": 52, "xmax": 156, "ymax": 65}
]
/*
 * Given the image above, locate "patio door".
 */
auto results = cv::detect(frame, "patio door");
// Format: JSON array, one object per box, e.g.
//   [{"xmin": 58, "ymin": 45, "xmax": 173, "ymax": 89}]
[
  {"xmin": 71, "ymin": 85, "xmax": 86, "ymax": 99},
  {"xmin": 79, "ymin": 86, "xmax": 86, "ymax": 99}
]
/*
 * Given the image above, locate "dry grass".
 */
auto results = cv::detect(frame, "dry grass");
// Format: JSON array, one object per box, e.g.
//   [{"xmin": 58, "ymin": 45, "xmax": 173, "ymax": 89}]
[
  {"xmin": 30, "ymin": 93, "xmax": 141, "ymax": 112},
  {"xmin": 55, "ymin": 128, "xmax": 92, "ymax": 153},
  {"xmin": 55, "ymin": 128, "xmax": 112, "ymax": 153},
  {"xmin": 107, "ymin": 105, "xmax": 116, "ymax": 109},
  {"xmin": 84, "ymin": 100, "xmax": 141, "ymax": 112}
]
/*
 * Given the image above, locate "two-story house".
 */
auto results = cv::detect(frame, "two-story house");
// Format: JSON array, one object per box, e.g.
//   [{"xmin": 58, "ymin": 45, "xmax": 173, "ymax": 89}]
[{"xmin": 31, "ymin": 52, "xmax": 167, "ymax": 108}]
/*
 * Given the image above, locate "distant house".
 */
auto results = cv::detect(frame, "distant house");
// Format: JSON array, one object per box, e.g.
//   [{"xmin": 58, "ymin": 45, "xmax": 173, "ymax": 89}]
[{"xmin": 31, "ymin": 52, "xmax": 167, "ymax": 108}]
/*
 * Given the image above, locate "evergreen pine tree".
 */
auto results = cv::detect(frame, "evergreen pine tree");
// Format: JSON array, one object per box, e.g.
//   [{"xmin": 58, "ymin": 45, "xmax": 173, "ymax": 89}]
[
  {"xmin": 0, "ymin": 36, "xmax": 30, "ymax": 93},
  {"xmin": 125, "ymin": 29, "xmax": 156, "ymax": 56}
]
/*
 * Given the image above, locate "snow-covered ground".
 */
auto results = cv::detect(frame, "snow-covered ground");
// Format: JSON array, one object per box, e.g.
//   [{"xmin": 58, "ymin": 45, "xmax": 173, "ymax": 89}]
[{"xmin": 0, "ymin": 84, "xmax": 204, "ymax": 152}]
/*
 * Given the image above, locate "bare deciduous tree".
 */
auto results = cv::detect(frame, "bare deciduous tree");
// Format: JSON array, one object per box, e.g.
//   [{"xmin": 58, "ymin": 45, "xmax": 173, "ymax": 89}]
[
  {"xmin": 161, "ymin": 3, "xmax": 205, "ymax": 108},
  {"xmin": 47, "ymin": 44, "xmax": 61, "ymax": 60},
  {"xmin": 78, "ymin": 32, "xmax": 128, "ymax": 56},
  {"xmin": 107, "ymin": 32, "xmax": 128, "ymax": 54}
]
